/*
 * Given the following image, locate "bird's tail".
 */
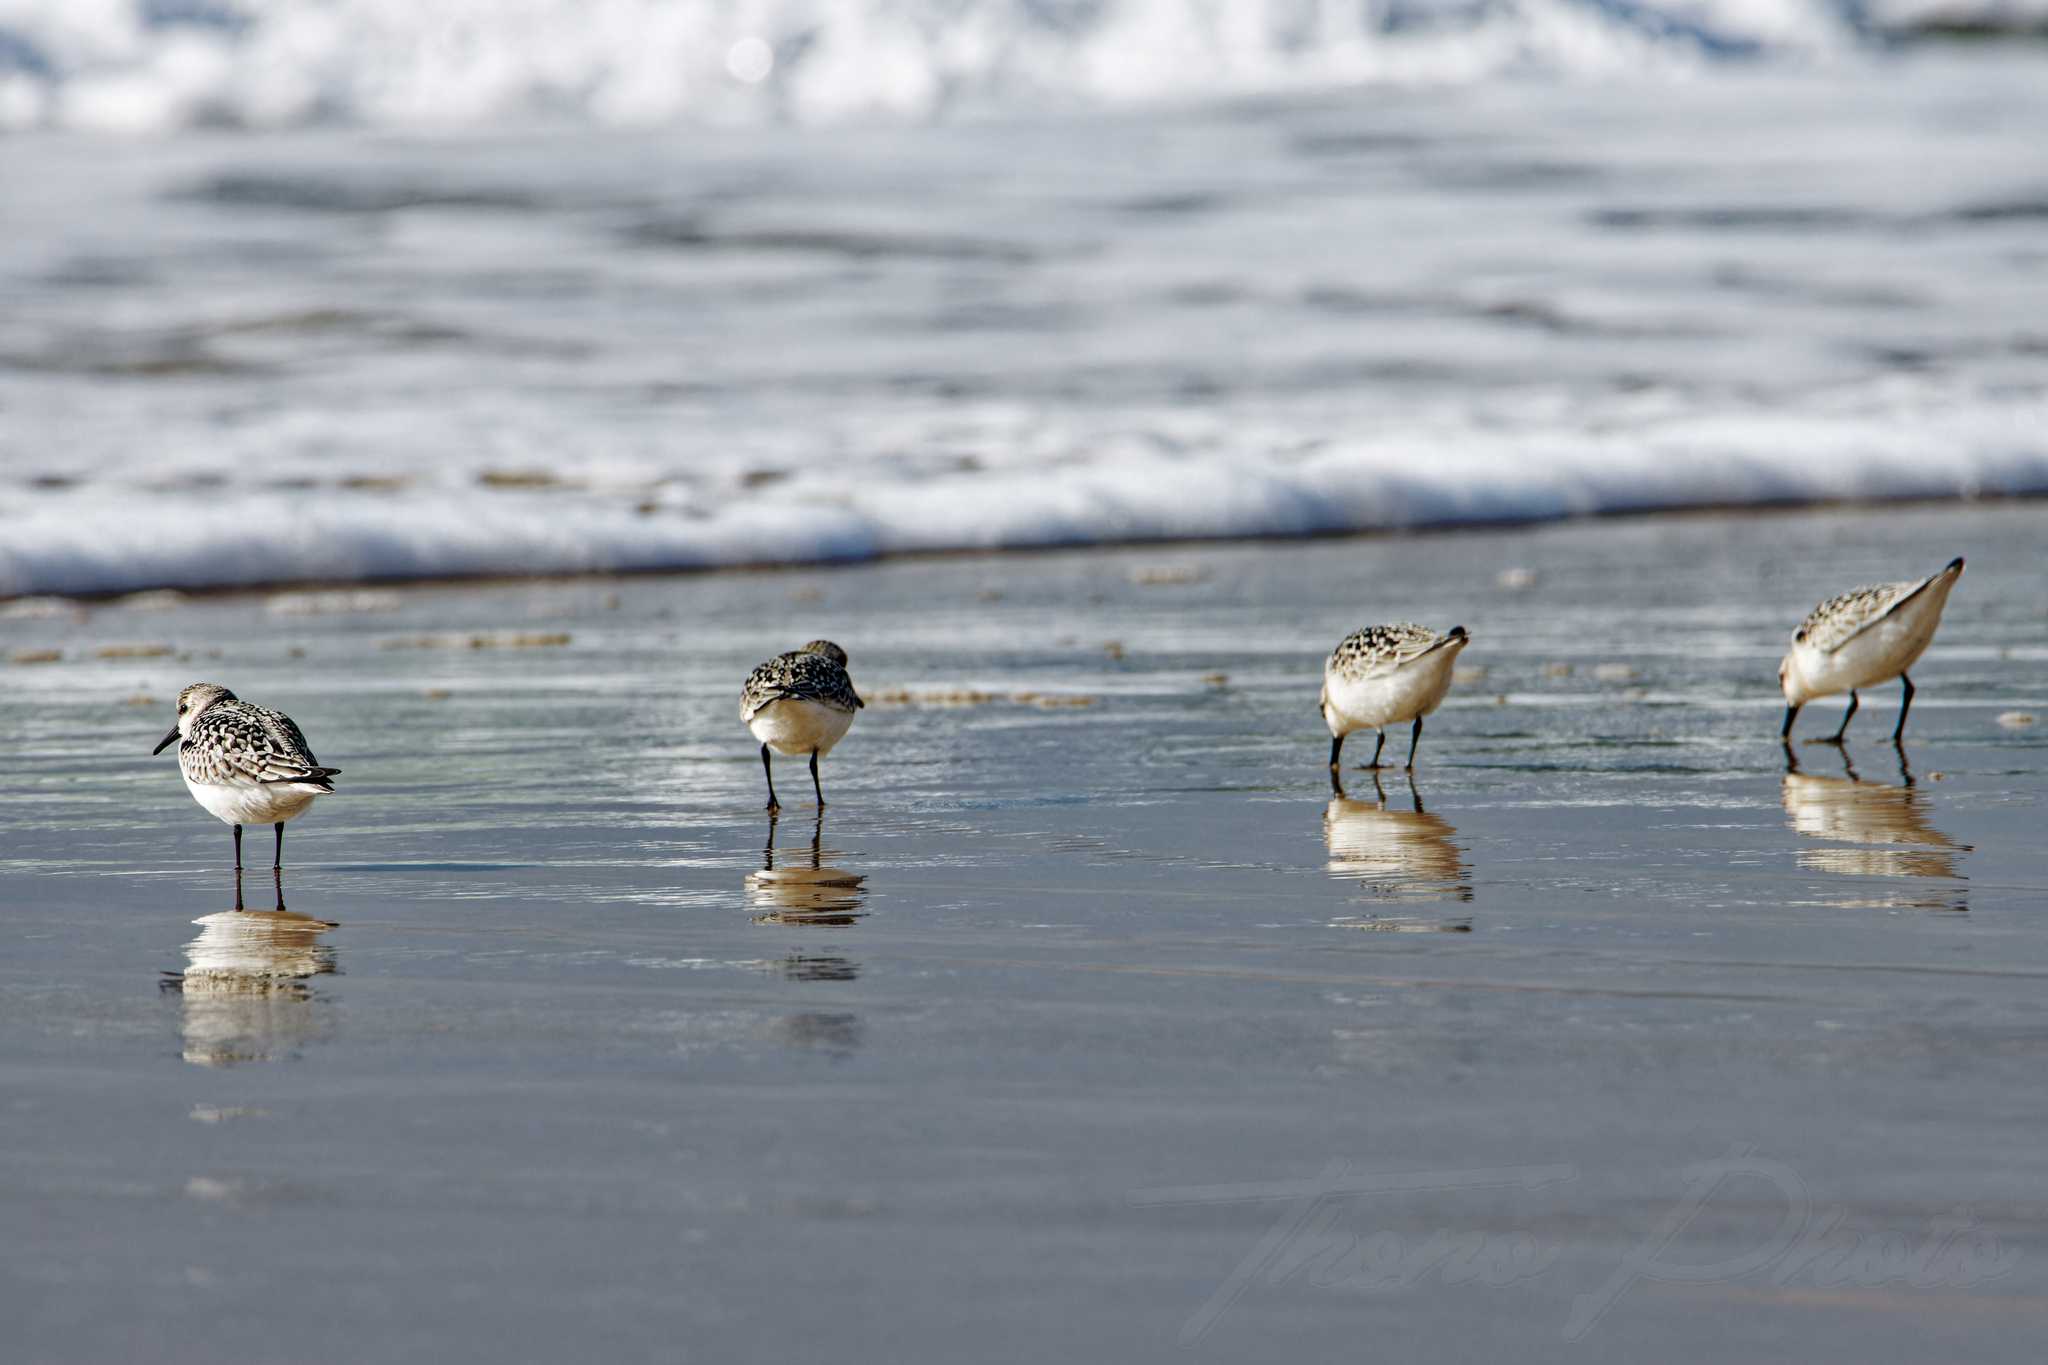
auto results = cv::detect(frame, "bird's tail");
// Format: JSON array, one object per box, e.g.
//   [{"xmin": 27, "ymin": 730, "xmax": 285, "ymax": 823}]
[{"xmin": 265, "ymin": 766, "xmax": 340, "ymax": 793}]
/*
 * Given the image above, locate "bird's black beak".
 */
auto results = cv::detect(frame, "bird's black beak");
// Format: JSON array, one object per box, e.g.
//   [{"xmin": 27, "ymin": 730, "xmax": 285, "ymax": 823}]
[{"xmin": 153, "ymin": 727, "xmax": 180, "ymax": 755}]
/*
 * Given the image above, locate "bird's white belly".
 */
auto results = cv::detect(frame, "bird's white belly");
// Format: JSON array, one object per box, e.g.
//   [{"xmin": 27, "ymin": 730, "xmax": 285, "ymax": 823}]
[
  {"xmin": 1796, "ymin": 613, "xmax": 1940, "ymax": 698},
  {"xmin": 748, "ymin": 699, "xmax": 855, "ymax": 756},
  {"xmin": 184, "ymin": 776, "xmax": 319, "ymax": 827},
  {"xmin": 1323, "ymin": 654, "xmax": 1458, "ymax": 736}
]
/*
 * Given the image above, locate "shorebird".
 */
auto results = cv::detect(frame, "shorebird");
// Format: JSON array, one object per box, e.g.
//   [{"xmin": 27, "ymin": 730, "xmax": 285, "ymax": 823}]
[
  {"xmin": 740, "ymin": 640, "xmax": 863, "ymax": 811},
  {"xmin": 152, "ymin": 684, "xmax": 339, "ymax": 871},
  {"xmin": 1321, "ymin": 623, "xmax": 1469, "ymax": 772},
  {"xmin": 1780, "ymin": 558, "xmax": 1964, "ymax": 744}
]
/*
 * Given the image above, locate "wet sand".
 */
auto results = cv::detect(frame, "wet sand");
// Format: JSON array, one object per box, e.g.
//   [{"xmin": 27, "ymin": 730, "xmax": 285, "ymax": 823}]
[{"xmin": 4, "ymin": 503, "xmax": 2047, "ymax": 1362}]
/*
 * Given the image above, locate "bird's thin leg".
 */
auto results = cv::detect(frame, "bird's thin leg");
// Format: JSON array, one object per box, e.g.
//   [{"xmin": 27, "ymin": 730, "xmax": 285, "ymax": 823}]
[
  {"xmin": 1780, "ymin": 704, "xmax": 1801, "ymax": 740},
  {"xmin": 1893, "ymin": 673, "xmax": 1915, "ymax": 743},
  {"xmin": 1828, "ymin": 691, "xmax": 1859, "ymax": 743},
  {"xmin": 1368, "ymin": 730, "xmax": 1386, "ymax": 770},
  {"xmin": 271, "ymin": 865, "xmax": 285, "ymax": 913},
  {"xmin": 232, "ymin": 823, "xmax": 243, "ymax": 872},
  {"xmin": 809, "ymin": 750, "xmax": 825, "ymax": 807},
  {"xmin": 1329, "ymin": 734, "xmax": 1344, "ymax": 771},
  {"xmin": 1404, "ymin": 716, "xmax": 1424, "ymax": 771},
  {"xmin": 273, "ymin": 821, "xmax": 284, "ymax": 871},
  {"xmin": 761, "ymin": 743, "xmax": 779, "ymax": 811},
  {"xmin": 233, "ymin": 866, "xmax": 244, "ymax": 911}
]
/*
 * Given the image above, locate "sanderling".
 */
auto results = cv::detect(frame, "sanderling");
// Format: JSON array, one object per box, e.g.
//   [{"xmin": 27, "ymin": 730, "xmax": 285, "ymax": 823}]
[
  {"xmin": 740, "ymin": 640, "xmax": 864, "ymax": 810},
  {"xmin": 1320, "ymin": 623, "xmax": 1469, "ymax": 772},
  {"xmin": 1780, "ymin": 557, "xmax": 1964, "ymax": 744},
  {"xmin": 152, "ymin": 683, "xmax": 339, "ymax": 871}
]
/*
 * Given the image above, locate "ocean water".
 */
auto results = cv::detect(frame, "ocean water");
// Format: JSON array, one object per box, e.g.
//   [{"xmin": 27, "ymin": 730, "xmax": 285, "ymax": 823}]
[{"xmin": 3, "ymin": 11, "xmax": 2048, "ymax": 597}]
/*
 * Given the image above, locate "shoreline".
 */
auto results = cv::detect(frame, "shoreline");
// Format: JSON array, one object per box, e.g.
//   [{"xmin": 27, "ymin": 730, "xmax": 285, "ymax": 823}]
[{"xmin": 7, "ymin": 490, "xmax": 2042, "ymax": 609}]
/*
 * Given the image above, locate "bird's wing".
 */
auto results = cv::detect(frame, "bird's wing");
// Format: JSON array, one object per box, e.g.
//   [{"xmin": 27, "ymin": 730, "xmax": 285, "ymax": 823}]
[
  {"xmin": 187, "ymin": 704, "xmax": 337, "ymax": 786},
  {"xmin": 1795, "ymin": 576, "xmax": 1928, "ymax": 654},
  {"xmin": 742, "ymin": 653, "xmax": 861, "ymax": 720},
  {"xmin": 1329, "ymin": 624, "xmax": 1451, "ymax": 679}
]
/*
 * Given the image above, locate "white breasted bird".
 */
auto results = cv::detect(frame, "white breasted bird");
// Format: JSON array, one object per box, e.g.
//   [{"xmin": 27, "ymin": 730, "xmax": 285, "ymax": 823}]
[
  {"xmin": 1320, "ymin": 623, "xmax": 1470, "ymax": 774},
  {"xmin": 740, "ymin": 640, "xmax": 864, "ymax": 811},
  {"xmin": 152, "ymin": 683, "xmax": 340, "ymax": 870},
  {"xmin": 1780, "ymin": 558, "xmax": 1964, "ymax": 744}
]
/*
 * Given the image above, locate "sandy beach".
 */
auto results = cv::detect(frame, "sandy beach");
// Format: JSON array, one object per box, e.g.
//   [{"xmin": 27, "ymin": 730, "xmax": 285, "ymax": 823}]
[{"xmin": 4, "ymin": 501, "xmax": 2045, "ymax": 1361}]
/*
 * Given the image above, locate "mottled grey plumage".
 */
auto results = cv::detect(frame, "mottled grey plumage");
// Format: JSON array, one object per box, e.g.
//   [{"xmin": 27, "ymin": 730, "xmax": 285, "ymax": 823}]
[
  {"xmin": 1794, "ymin": 577, "xmax": 1937, "ymax": 655},
  {"xmin": 1326, "ymin": 623, "xmax": 1465, "ymax": 681},
  {"xmin": 740, "ymin": 642, "xmax": 864, "ymax": 722},
  {"xmin": 153, "ymin": 682, "xmax": 340, "ymax": 876},
  {"xmin": 178, "ymin": 687, "xmax": 339, "ymax": 792}
]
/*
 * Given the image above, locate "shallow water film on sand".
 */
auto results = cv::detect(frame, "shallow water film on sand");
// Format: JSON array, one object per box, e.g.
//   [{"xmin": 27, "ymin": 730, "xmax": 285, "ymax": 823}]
[{"xmin": 4, "ymin": 504, "xmax": 2047, "ymax": 1361}]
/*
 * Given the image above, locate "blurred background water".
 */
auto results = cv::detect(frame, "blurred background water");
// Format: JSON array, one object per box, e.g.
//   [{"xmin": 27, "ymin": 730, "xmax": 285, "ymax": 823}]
[{"xmin": 2, "ymin": 1, "xmax": 2046, "ymax": 597}]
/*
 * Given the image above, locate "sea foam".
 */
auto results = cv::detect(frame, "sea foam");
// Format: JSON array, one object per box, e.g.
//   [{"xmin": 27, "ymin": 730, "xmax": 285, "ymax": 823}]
[{"xmin": 0, "ymin": 0, "xmax": 1870, "ymax": 134}]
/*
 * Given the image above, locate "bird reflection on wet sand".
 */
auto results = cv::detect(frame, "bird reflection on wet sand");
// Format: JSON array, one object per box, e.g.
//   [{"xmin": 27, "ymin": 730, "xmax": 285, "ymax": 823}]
[
  {"xmin": 748, "ymin": 812, "xmax": 868, "ymax": 926},
  {"xmin": 1781, "ymin": 743, "xmax": 1970, "ymax": 911},
  {"xmin": 745, "ymin": 817, "xmax": 865, "ymax": 1057},
  {"xmin": 161, "ymin": 884, "xmax": 339, "ymax": 1066},
  {"xmin": 1324, "ymin": 770, "xmax": 1473, "ymax": 930}
]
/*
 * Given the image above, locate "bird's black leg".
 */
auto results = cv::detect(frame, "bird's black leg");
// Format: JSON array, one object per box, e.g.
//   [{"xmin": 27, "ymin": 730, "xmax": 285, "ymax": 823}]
[
  {"xmin": 1893, "ymin": 673, "xmax": 1915, "ymax": 743},
  {"xmin": 271, "ymin": 865, "xmax": 286, "ymax": 913},
  {"xmin": 761, "ymin": 743, "xmax": 780, "ymax": 811},
  {"xmin": 273, "ymin": 821, "xmax": 284, "ymax": 870},
  {"xmin": 232, "ymin": 866, "xmax": 244, "ymax": 911},
  {"xmin": 1780, "ymin": 704, "xmax": 1801, "ymax": 740},
  {"xmin": 1368, "ymin": 730, "xmax": 1386, "ymax": 770},
  {"xmin": 1329, "ymin": 734, "xmax": 1344, "ymax": 771},
  {"xmin": 1826, "ymin": 691, "xmax": 1859, "ymax": 744},
  {"xmin": 1404, "ymin": 716, "xmax": 1424, "ymax": 771},
  {"xmin": 809, "ymin": 750, "xmax": 825, "ymax": 807},
  {"xmin": 232, "ymin": 823, "xmax": 243, "ymax": 872}
]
